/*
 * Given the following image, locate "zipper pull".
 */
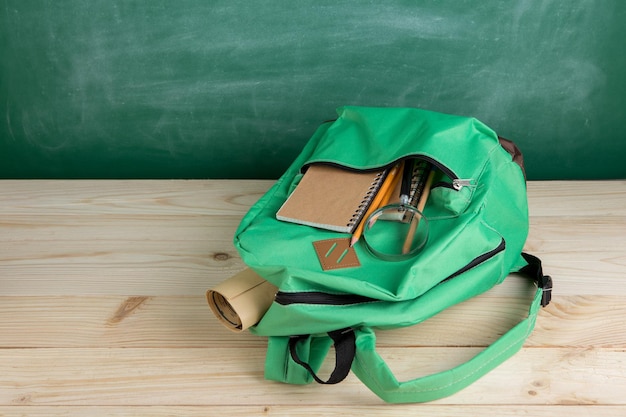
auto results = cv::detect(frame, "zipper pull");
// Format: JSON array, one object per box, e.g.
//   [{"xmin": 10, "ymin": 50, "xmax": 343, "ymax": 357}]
[{"xmin": 452, "ymin": 179, "xmax": 474, "ymax": 190}]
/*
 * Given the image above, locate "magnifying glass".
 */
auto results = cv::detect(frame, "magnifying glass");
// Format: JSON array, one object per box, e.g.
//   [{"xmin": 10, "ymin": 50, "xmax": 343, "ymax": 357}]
[
  {"xmin": 361, "ymin": 160, "xmax": 436, "ymax": 261},
  {"xmin": 361, "ymin": 203, "xmax": 429, "ymax": 261}
]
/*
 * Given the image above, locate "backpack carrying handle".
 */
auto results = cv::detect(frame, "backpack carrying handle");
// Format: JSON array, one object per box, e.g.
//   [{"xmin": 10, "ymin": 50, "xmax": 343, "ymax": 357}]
[
  {"xmin": 289, "ymin": 327, "xmax": 356, "ymax": 385},
  {"xmin": 351, "ymin": 254, "xmax": 551, "ymax": 403}
]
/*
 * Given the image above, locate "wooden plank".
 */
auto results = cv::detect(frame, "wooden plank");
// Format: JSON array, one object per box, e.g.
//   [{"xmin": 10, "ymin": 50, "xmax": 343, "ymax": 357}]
[
  {"xmin": 0, "ymin": 263, "xmax": 245, "ymax": 297},
  {"xmin": 1, "ymin": 347, "xmax": 624, "ymax": 406},
  {"xmin": 1, "ymin": 215, "xmax": 625, "ymax": 295},
  {"xmin": 0, "ymin": 180, "xmax": 272, "ymax": 216},
  {"xmin": 0, "ymin": 179, "xmax": 624, "ymax": 415},
  {"xmin": 527, "ymin": 180, "xmax": 626, "ymax": 217},
  {"xmin": 1, "ymin": 180, "xmax": 624, "ymax": 296},
  {"xmin": 0, "ymin": 296, "xmax": 259, "ymax": 348},
  {"xmin": 525, "ymin": 215, "xmax": 626, "ymax": 295},
  {"xmin": 0, "ymin": 215, "xmax": 245, "ymax": 295},
  {"xmin": 1, "ymin": 405, "xmax": 624, "ymax": 417},
  {"xmin": 527, "ymin": 216, "xmax": 626, "ymax": 251},
  {"xmin": 1, "ymin": 294, "xmax": 625, "ymax": 349},
  {"xmin": 1, "ymin": 180, "xmax": 624, "ymax": 217},
  {"xmin": 3, "ymin": 214, "xmax": 621, "ymax": 247}
]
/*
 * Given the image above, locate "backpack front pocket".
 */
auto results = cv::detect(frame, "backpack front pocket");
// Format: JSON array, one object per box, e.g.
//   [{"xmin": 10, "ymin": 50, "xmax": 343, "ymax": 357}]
[{"xmin": 298, "ymin": 107, "xmax": 497, "ymax": 218}]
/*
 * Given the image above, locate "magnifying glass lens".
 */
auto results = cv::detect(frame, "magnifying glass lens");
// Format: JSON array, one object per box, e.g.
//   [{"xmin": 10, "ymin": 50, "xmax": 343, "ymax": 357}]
[{"xmin": 362, "ymin": 204, "xmax": 429, "ymax": 261}]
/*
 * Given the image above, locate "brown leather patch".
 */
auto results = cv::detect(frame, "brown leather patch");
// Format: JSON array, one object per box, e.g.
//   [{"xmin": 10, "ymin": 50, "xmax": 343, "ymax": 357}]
[{"xmin": 313, "ymin": 238, "xmax": 361, "ymax": 270}]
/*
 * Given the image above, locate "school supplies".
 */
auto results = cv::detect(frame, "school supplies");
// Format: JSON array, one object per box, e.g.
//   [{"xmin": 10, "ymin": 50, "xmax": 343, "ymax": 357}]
[
  {"xmin": 374, "ymin": 159, "xmax": 432, "ymax": 224},
  {"xmin": 402, "ymin": 168, "xmax": 435, "ymax": 254},
  {"xmin": 349, "ymin": 162, "xmax": 402, "ymax": 247},
  {"xmin": 362, "ymin": 202, "xmax": 430, "ymax": 260},
  {"xmin": 379, "ymin": 161, "xmax": 405, "ymax": 207},
  {"xmin": 356, "ymin": 160, "xmax": 435, "ymax": 260},
  {"xmin": 211, "ymin": 106, "xmax": 552, "ymax": 404},
  {"xmin": 399, "ymin": 159, "xmax": 413, "ymax": 205},
  {"xmin": 206, "ymin": 268, "xmax": 278, "ymax": 333}
]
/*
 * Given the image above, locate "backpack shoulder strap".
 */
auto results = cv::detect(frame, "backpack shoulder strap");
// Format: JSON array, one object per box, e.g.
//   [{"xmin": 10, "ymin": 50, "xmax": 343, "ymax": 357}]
[{"xmin": 351, "ymin": 252, "xmax": 552, "ymax": 403}]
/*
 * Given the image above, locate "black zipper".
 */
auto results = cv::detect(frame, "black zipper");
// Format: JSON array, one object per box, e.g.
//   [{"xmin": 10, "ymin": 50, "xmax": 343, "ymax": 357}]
[
  {"xmin": 275, "ymin": 239, "xmax": 506, "ymax": 306},
  {"xmin": 274, "ymin": 291, "xmax": 376, "ymax": 306},
  {"xmin": 431, "ymin": 180, "xmax": 456, "ymax": 190},
  {"xmin": 442, "ymin": 238, "xmax": 506, "ymax": 282},
  {"xmin": 302, "ymin": 155, "xmax": 459, "ymax": 185},
  {"xmin": 414, "ymin": 155, "xmax": 458, "ymax": 183}
]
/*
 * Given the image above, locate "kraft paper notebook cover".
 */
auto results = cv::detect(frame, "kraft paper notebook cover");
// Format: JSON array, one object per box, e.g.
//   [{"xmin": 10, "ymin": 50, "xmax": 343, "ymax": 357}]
[{"xmin": 276, "ymin": 164, "xmax": 387, "ymax": 233}]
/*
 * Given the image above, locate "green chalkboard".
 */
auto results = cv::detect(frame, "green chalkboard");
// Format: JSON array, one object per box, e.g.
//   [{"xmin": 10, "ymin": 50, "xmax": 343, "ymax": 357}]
[{"xmin": 1, "ymin": 1, "xmax": 625, "ymax": 179}]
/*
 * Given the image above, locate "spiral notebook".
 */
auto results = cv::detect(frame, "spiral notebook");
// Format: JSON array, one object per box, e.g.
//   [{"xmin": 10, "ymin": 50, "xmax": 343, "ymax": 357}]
[{"xmin": 276, "ymin": 164, "xmax": 388, "ymax": 233}]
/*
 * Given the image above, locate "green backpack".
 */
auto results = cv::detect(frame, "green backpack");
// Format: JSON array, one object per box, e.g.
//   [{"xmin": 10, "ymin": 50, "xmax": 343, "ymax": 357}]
[{"xmin": 233, "ymin": 106, "xmax": 552, "ymax": 403}]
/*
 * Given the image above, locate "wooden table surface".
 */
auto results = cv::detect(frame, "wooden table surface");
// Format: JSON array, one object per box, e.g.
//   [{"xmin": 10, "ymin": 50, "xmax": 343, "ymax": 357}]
[{"xmin": 1, "ymin": 180, "xmax": 625, "ymax": 416}]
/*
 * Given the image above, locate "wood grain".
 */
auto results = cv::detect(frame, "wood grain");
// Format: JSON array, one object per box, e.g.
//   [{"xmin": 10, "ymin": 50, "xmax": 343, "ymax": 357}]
[
  {"xmin": 1, "ymin": 405, "xmax": 624, "ymax": 417},
  {"xmin": 1, "ymin": 294, "xmax": 625, "ymax": 348},
  {"xmin": 1, "ymin": 347, "xmax": 624, "ymax": 406},
  {"xmin": 0, "ymin": 180, "xmax": 272, "ymax": 216},
  {"xmin": 1, "ymin": 180, "xmax": 625, "ymax": 415},
  {"xmin": 527, "ymin": 180, "xmax": 626, "ymax": 217},
  {"xmin": 2, "ymin": 213, "xmax": 624, "ymax": 296}
]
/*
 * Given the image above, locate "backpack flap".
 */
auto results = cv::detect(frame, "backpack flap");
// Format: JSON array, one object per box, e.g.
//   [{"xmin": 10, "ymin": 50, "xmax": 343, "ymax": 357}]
[{"xmin": 235, "ymin": 107, "xmax": 521, "ymax": 306}]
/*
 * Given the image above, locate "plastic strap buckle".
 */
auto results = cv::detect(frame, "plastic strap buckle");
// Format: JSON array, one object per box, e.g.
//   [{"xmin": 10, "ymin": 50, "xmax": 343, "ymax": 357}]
[
  {"xmin": 539, "ymin": 274, "xmax": 553, "ymax": 307},
  {"xmin": 521, "ymin": 252, "xmax": 553, "ymax": 308}
]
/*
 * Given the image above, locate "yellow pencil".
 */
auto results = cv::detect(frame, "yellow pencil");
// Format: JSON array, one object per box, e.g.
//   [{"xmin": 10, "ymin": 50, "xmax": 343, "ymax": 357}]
[
  {"xmin": 350, "ymin": 163, "xmax": 401, "ymax": 247},
  {"xmin": 379, "ymin": 161, "xmax": 404, "ymax": 208}
]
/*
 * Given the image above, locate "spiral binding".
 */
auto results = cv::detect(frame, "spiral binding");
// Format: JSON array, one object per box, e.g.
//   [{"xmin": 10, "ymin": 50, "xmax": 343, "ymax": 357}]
[
  {"xmin": 408, "ymin": 160, "xmax": 430, "ymax": 207},
  {"xmin": 346, "ymin": 170, "xmax": 387, "ymax": 230}
]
